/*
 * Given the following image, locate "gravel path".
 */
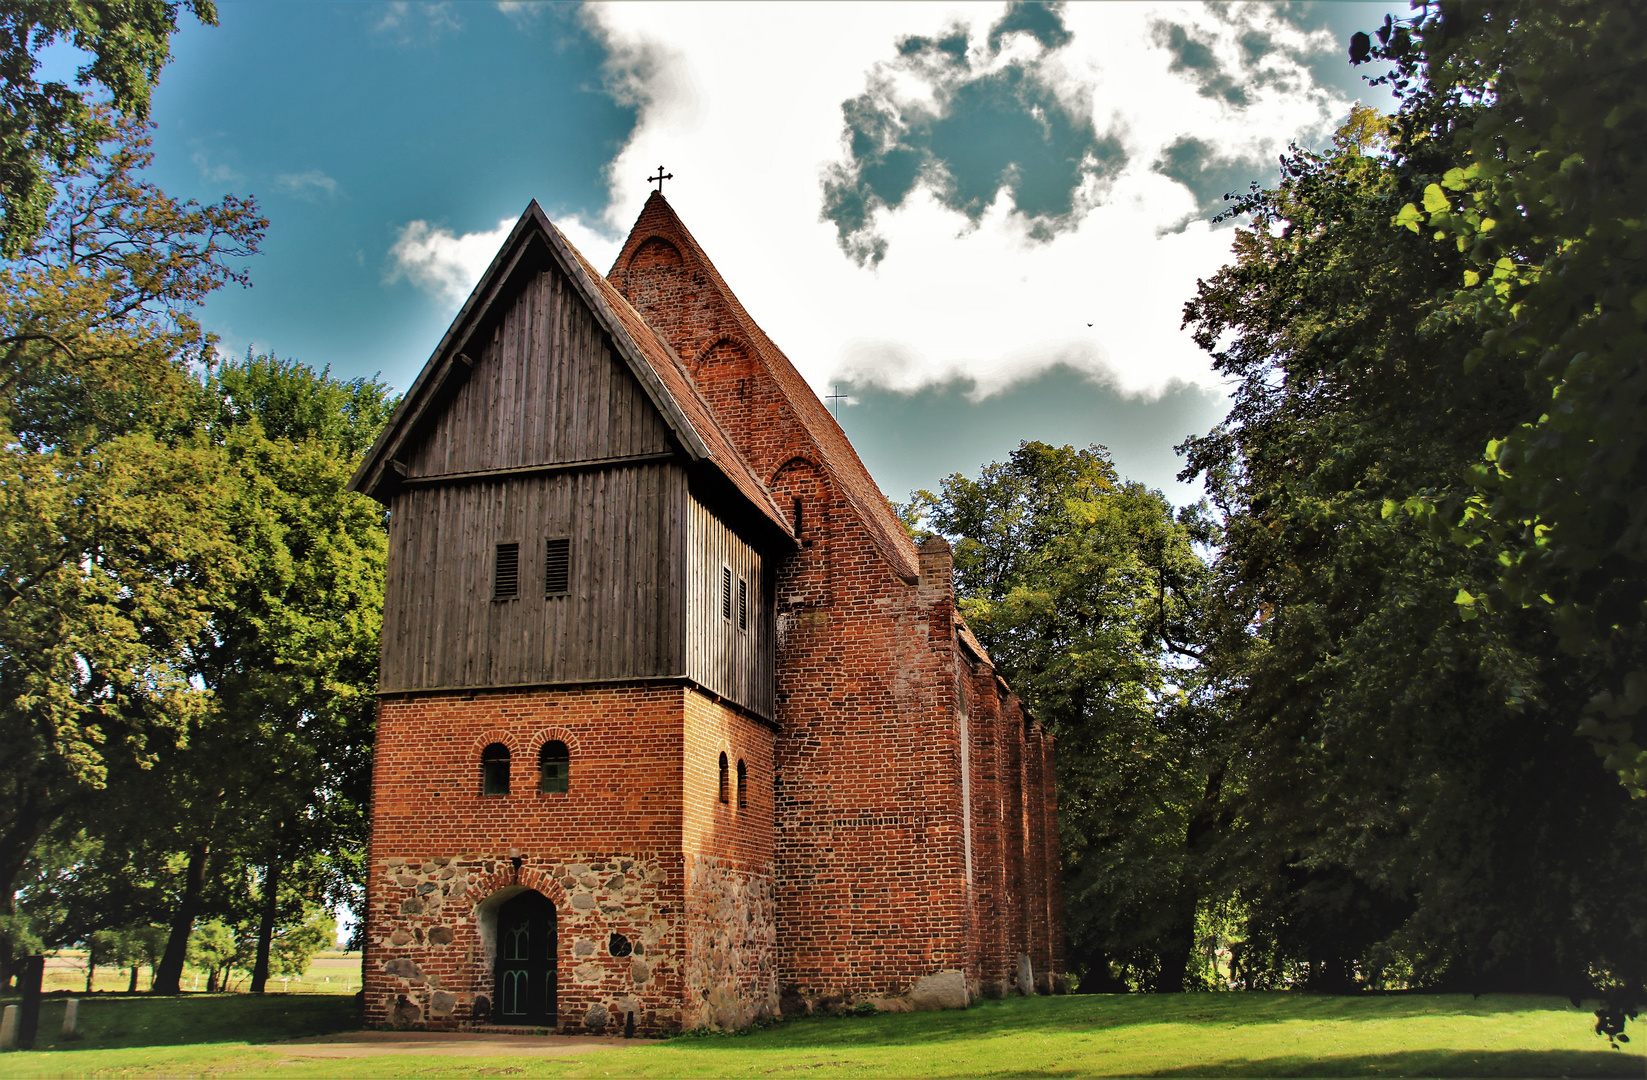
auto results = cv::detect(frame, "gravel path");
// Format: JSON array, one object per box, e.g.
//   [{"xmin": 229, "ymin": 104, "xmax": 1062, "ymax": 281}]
[{"xmin": 261, "ymin": 1031, "xmax": 641, "ymax": 1059}]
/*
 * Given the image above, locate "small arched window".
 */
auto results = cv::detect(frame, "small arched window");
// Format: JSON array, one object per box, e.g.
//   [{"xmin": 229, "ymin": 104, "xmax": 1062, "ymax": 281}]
[
  {"xmin": 736, "ymin": 758, "xmax": 747, "ymax": 808},
  {"xmin": 481, "ymin": 743, "xmax": 511, "ymax": 796},
  {"xmin": 539, "ymin": 740, "xmax": 570, "ymax": 794},
  {"xmin": 718, "ymin": 752, "xmax": 729, "ymax": 804}
]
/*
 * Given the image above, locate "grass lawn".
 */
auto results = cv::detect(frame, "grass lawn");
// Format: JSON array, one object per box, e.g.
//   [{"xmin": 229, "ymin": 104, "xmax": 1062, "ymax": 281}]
[{"xmin": 2, "ymin": 991, "xmax": 1644, "ymax": 1077}]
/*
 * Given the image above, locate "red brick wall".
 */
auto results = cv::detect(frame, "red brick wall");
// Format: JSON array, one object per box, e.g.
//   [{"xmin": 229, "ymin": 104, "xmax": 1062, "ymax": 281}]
[
  {"xmin": 681, "ymin": 692, "xmax": 779, "ymax": 1027},
  {"xmin": 768, "ymin": 524, "xmax": 970, "ymax": 998},
  {"xmin": 605, "ymin": 195, "xmax": 1065, "ymax": 1004},
  {"xmin": 366, "ymin": 684, "xmax": 687, "ymax": 1033}
]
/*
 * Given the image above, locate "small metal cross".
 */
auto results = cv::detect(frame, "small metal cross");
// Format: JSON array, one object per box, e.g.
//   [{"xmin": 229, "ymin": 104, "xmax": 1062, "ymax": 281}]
[
  {"xmin": 647, "ymin": 166, "xmax": 673, "ymax": 193},
  {"xmin": 825, "ymin": 384, "xmax": 848, "ymax": 420}
]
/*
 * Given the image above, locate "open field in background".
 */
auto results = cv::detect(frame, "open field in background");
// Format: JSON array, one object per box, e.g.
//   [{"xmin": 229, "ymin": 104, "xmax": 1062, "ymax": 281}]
[
  {"xmin": 35, "ymin": 950, "xmax": 363, "ymax": 996},
  {"xmin": 2, "ymin": 991, "xmax": 1645, "ymax": 1078}
]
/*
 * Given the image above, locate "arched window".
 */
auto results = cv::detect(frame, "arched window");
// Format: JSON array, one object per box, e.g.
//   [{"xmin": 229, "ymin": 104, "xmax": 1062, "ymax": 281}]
[
  {"xmin": 718, "ymin": 752, "xmax": 729, "ymax": 804},
  {"xmin": 539, "ymin": 740, "xmax": 570, "ymax": 794},
  {"xmin": 736, "ymin": 758, "xmax": 747, "ymax": 808},
  {"xmin": 481, "ymin": 743, "xmax": 511, "ymax": 796}
]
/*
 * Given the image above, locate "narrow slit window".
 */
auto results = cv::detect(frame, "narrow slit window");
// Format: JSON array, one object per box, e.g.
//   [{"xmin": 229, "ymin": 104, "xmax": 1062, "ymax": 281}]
[
  {"xmin": 737, "ymin": 758, "xmax": 747, "ymax": 808},
  {"xmin": 545, "ymin": 537, "xmax": 570, "ymax": 595},
  {"xmin": 792, "ymin": 496, "xmax": 803, "ymax": 536},
  {"xmin": 538, "ymin": 740, "xmax": 570, "ymax": 793},
  {"xmin": 718, "ymin": 752, "xmax": 729, "ymax": 804},
  {"xmin": 481, "ymin": 743, "xmax": 511, "ymax": 796},
  {"xmin": 721, "ymin": 566, "xmax": 733, "ymax": 621},
  {"xmin": 494, "ymin": 543, "xmax": 520, "ymax": 599},
  {"xmin": 738, "ymin": 578, "xmax": 748, "ymax": 631}
]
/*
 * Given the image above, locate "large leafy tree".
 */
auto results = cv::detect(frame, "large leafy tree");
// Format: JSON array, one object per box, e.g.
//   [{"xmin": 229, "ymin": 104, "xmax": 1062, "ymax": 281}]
[
  {"xmin": 1365, "ymin": 1, "xmax": 1647, "ymax": 802},
  {"xmin": 127, "ymin": 353, "xmax": 393, "ymax": 994},
  {"xmin": 0, "ymin": 0, "xmax": 217, "ymax": 255},
  {"xmin": 908, "ymin": 442, "xmax": 1217, "ymax": 990},
  {"xmin": 1178, "ymin": 38, "xmax": 1647, "ymax": 1033},
  {"xmin": 0, "ymin": 124, "xmax": 262, "ymax": 987}
]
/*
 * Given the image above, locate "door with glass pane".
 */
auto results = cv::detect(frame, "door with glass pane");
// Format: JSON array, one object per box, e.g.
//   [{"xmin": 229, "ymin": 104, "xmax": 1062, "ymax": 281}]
[{"xmin": 494, "ymin": 891, "xmax": 556, "ymax": 1025}]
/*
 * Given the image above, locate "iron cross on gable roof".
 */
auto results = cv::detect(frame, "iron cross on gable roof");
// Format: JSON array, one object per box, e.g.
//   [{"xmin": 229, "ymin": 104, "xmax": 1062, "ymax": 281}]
[{"xmin": 648, "ymin": 166, "xmax": 673, "ymax": 193}]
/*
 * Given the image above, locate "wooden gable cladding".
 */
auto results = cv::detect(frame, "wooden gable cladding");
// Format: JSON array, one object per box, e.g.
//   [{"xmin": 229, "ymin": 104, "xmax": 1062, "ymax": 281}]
[
  {"xmin": 358, "ymin": 204, "xmax": 788, "ymax": 717},
  {"xmin": 403, "ymin": 261, "xmax": 672, "ymax": 478}
]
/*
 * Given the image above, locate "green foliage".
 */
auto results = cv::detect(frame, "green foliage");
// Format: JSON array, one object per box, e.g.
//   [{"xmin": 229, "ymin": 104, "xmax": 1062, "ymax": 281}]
[
  {"xmin": 267, "ymin": 906, "xmax": 334, "ymax": 978},
  {"xmin": 1176, "ymin": 1, "xmax": 1647, "ymax": 1037},
  {"xmin": 0, "ymin": 123, "xmax": 263, "ymax": 984},
  {"xmin": 1372, "ymin": 1, "xmax": 1647, "ymax": 800},
  {"xmin": 908, "ymin": 441, "xmax": 1217, "ymax": 989},
  {"xmin": 186, "ymin": 919, "xmax": 248, "ymax": 991},
  {"xmin": 0, "ymin": 0, "xmax": 217, "ymax": 256}
]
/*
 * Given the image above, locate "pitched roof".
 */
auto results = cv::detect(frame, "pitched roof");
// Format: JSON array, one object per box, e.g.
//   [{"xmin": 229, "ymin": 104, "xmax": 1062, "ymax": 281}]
[
  {"xmin": 348, "ymin": 202, "xmax": 794, "ymax": 540},
  {"xmin": 610, "ymin": 192, "xmax": 921, "ymax": 584}
]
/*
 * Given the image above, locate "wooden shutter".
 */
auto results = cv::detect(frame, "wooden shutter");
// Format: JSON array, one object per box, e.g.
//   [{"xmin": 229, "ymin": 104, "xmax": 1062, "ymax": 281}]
[
  {"xmin": 494, "ymin": 543, "xmax": 520, "ymax": 599},
  {"xmin": 545, "ymin": 537, "xmax": 570, "ymax": 595}
]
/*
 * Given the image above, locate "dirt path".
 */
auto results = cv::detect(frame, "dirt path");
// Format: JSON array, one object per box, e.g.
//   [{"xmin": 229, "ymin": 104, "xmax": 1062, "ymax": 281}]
[{"xmin": 260, "ymin": 1031, "xmax": 642, "ymax": 1059}]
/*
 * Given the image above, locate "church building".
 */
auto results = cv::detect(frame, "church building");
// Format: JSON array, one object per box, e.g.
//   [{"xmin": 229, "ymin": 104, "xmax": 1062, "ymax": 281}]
[{"xmin": 350, "ymin": 192, "xmax": 1064, "ymax": 1033}]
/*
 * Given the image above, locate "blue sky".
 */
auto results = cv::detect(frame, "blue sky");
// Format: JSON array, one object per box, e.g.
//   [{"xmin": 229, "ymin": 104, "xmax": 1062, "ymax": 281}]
[{"xmin": 86, "ymin": 1, "xmax": 1399, "ymax": 507}]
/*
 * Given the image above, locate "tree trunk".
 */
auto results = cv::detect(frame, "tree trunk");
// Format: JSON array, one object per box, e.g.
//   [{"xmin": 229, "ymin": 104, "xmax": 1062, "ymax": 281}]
[
  {"xmin": 85, "ymin": 941, "xmax": 96, "ymax": 993},
  {"xmin": 127, "ymin": 964, "xmax": 138, "ymax": 992},
  {"xmin": 0, "ymin": 780, "xmax": 58, "ymax": 994},
  {"xmin": 250, "ymin": 858, "xmax": 282, "ymax": 993},
  {"xmin": 151, "ymin": 841, "xmax": 209, "ymax": 994},
  {"xmin": 1158, "ymin": 761, "xmax": 1228, "ymax": 992}
]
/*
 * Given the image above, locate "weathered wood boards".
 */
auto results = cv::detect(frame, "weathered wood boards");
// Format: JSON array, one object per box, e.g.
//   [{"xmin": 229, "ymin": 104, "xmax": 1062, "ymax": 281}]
[
  {"xmin": 684, "ymin": 493, "xmax": 774, "ymax": 716},
  {"xmin": 377, "ymin": 255, "xmax": 776, "ymax": 718}
]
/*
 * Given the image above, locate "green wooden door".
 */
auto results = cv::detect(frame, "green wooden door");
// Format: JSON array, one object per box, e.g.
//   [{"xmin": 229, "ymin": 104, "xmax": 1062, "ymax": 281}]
[{"xmin": 494, "ymin": 891, "xmax": 556, "ymax": 1025}]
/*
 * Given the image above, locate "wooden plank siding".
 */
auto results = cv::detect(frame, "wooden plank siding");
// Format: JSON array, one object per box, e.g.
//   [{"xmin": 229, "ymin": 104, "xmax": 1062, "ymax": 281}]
[
  {"xmin": 380, "ymin": 463, "xmax": 683, "ymax": 690},
  {"xmin": 378, "ymin": 258, "xmax": 777, "ymax": 719},
  {"xmin": 404, "ymin": 264, "xmax": 671, "ymax": 476},
  {"xmin": 684, "ymin": 493, "xmax": 774, "ymax": 718}
]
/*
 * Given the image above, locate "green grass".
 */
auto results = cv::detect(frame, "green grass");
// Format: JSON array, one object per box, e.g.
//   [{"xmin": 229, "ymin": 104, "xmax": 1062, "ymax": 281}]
[{"xmin": 3, "ymin": 991, "xmax": 1644, "ymax": 1077}]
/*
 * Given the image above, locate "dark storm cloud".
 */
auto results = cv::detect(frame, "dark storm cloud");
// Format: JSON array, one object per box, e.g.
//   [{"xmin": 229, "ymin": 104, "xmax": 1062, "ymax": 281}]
[
  {"xmin": 1153, "ymin": 135, "xmax": 1274, "ymax": 230},
  {"xmin": 821, "ymin": 2, "xmax": 1124, "ymax": 267},
  {"xmin": 987, "ymin": 1, "xmax": 1072, "ymax": 53},
  {"xmin": 1153, "ymin": 21, "xmax": 1250, "ymax": 107}
]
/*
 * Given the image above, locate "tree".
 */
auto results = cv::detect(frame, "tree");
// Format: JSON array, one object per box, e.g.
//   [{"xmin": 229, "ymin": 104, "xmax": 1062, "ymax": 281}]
[
  {"xmin": 0, "ymin": 0, "xmax": 218, "ymax": 255},
  {"xmin": 1364, "ymin": 1, "xmax": 1647, "ymax": 806},
  {"xmin": 141, "ymin": 352, "xmax": 391, "ymax": 995},
  {"xmin": 0, "ymin": 123, "xmax": 262, "ymax": 987},
  {"xmin": 199, "ymin": 352, "xmax": 392, "ymax": 994},
  {"xmin": 906, "ymin": 441, "xmax": 1218, "ymax": 990},
  {"xmin": 1178, "ymin": 79, "xmax": 1647, "ymax": 1027}
]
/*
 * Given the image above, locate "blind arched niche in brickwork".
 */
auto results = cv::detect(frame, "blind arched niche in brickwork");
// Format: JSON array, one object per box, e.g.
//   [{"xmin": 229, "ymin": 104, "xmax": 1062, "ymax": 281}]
[
  {"xmin": 770, "ymin": 456, "xmax": 831, "ymax": 610},
  {"xmin": 626, "ymin": 235, "xmax": 682, "ymax": 271},
  {"xmin": 616, "ymin": 236, "xmax": 687, "ymax": 333},
  {"xmin": 688, "ymin": 336, "xmax": 760, "ymax": 467}
]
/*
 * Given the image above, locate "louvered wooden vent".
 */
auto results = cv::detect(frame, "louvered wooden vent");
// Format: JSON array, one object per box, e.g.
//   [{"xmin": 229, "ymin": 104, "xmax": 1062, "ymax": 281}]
[
  {"xmin": 545, "ymin": 537, "xmax": 570, "ymax": 595},
  {"xmin": 721, "ymin": 566, "xmax": 733, "ymax": 621},
  {"xmin": 494, "ymin": 542, "xmax": 520, "ymax": 599},
  {"xmin": 738, "ymin": 577, "xmax": 747, "ymax": 631}
]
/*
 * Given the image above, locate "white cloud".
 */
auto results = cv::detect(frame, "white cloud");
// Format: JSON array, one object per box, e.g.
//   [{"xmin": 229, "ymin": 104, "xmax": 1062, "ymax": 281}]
[
  {"xmin": 385, "ymin": 212, "xmax": 621, "ymax": 306},
  {"xmin": 275, "ymin": 169, "xmax": 338, "ymax": 199},
  {"xmin": 383, "ymin": 3, "xmax": 1359, "ymax": 401},
  {"xmin": 566, "ymin": 1, "xmax": 1354, "ymax": 399},
  {"xmin": 374, "ymin": 1, "xmax": 462, "ymax": 42},
  {"xmin": 386, "ymin": 217, "xmax": 515, "ymax": 305},
  {"xmin": 191, "ymin": 149, "xmax": 244, "ymax": 185}
]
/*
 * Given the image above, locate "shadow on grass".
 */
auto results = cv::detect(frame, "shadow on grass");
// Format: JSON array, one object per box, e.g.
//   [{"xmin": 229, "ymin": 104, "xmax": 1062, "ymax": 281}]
[
  {"xmin": 714, "ymin": 993, "xmax": 1610, "ymax": 1051},
  {"xmin": 1136, "ymin": 1049, "xmax": 1645, "ymax": 1078},
  {"xmin": 10, "ymin": 993, "xmax": 357, "ymax": 1052}
]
